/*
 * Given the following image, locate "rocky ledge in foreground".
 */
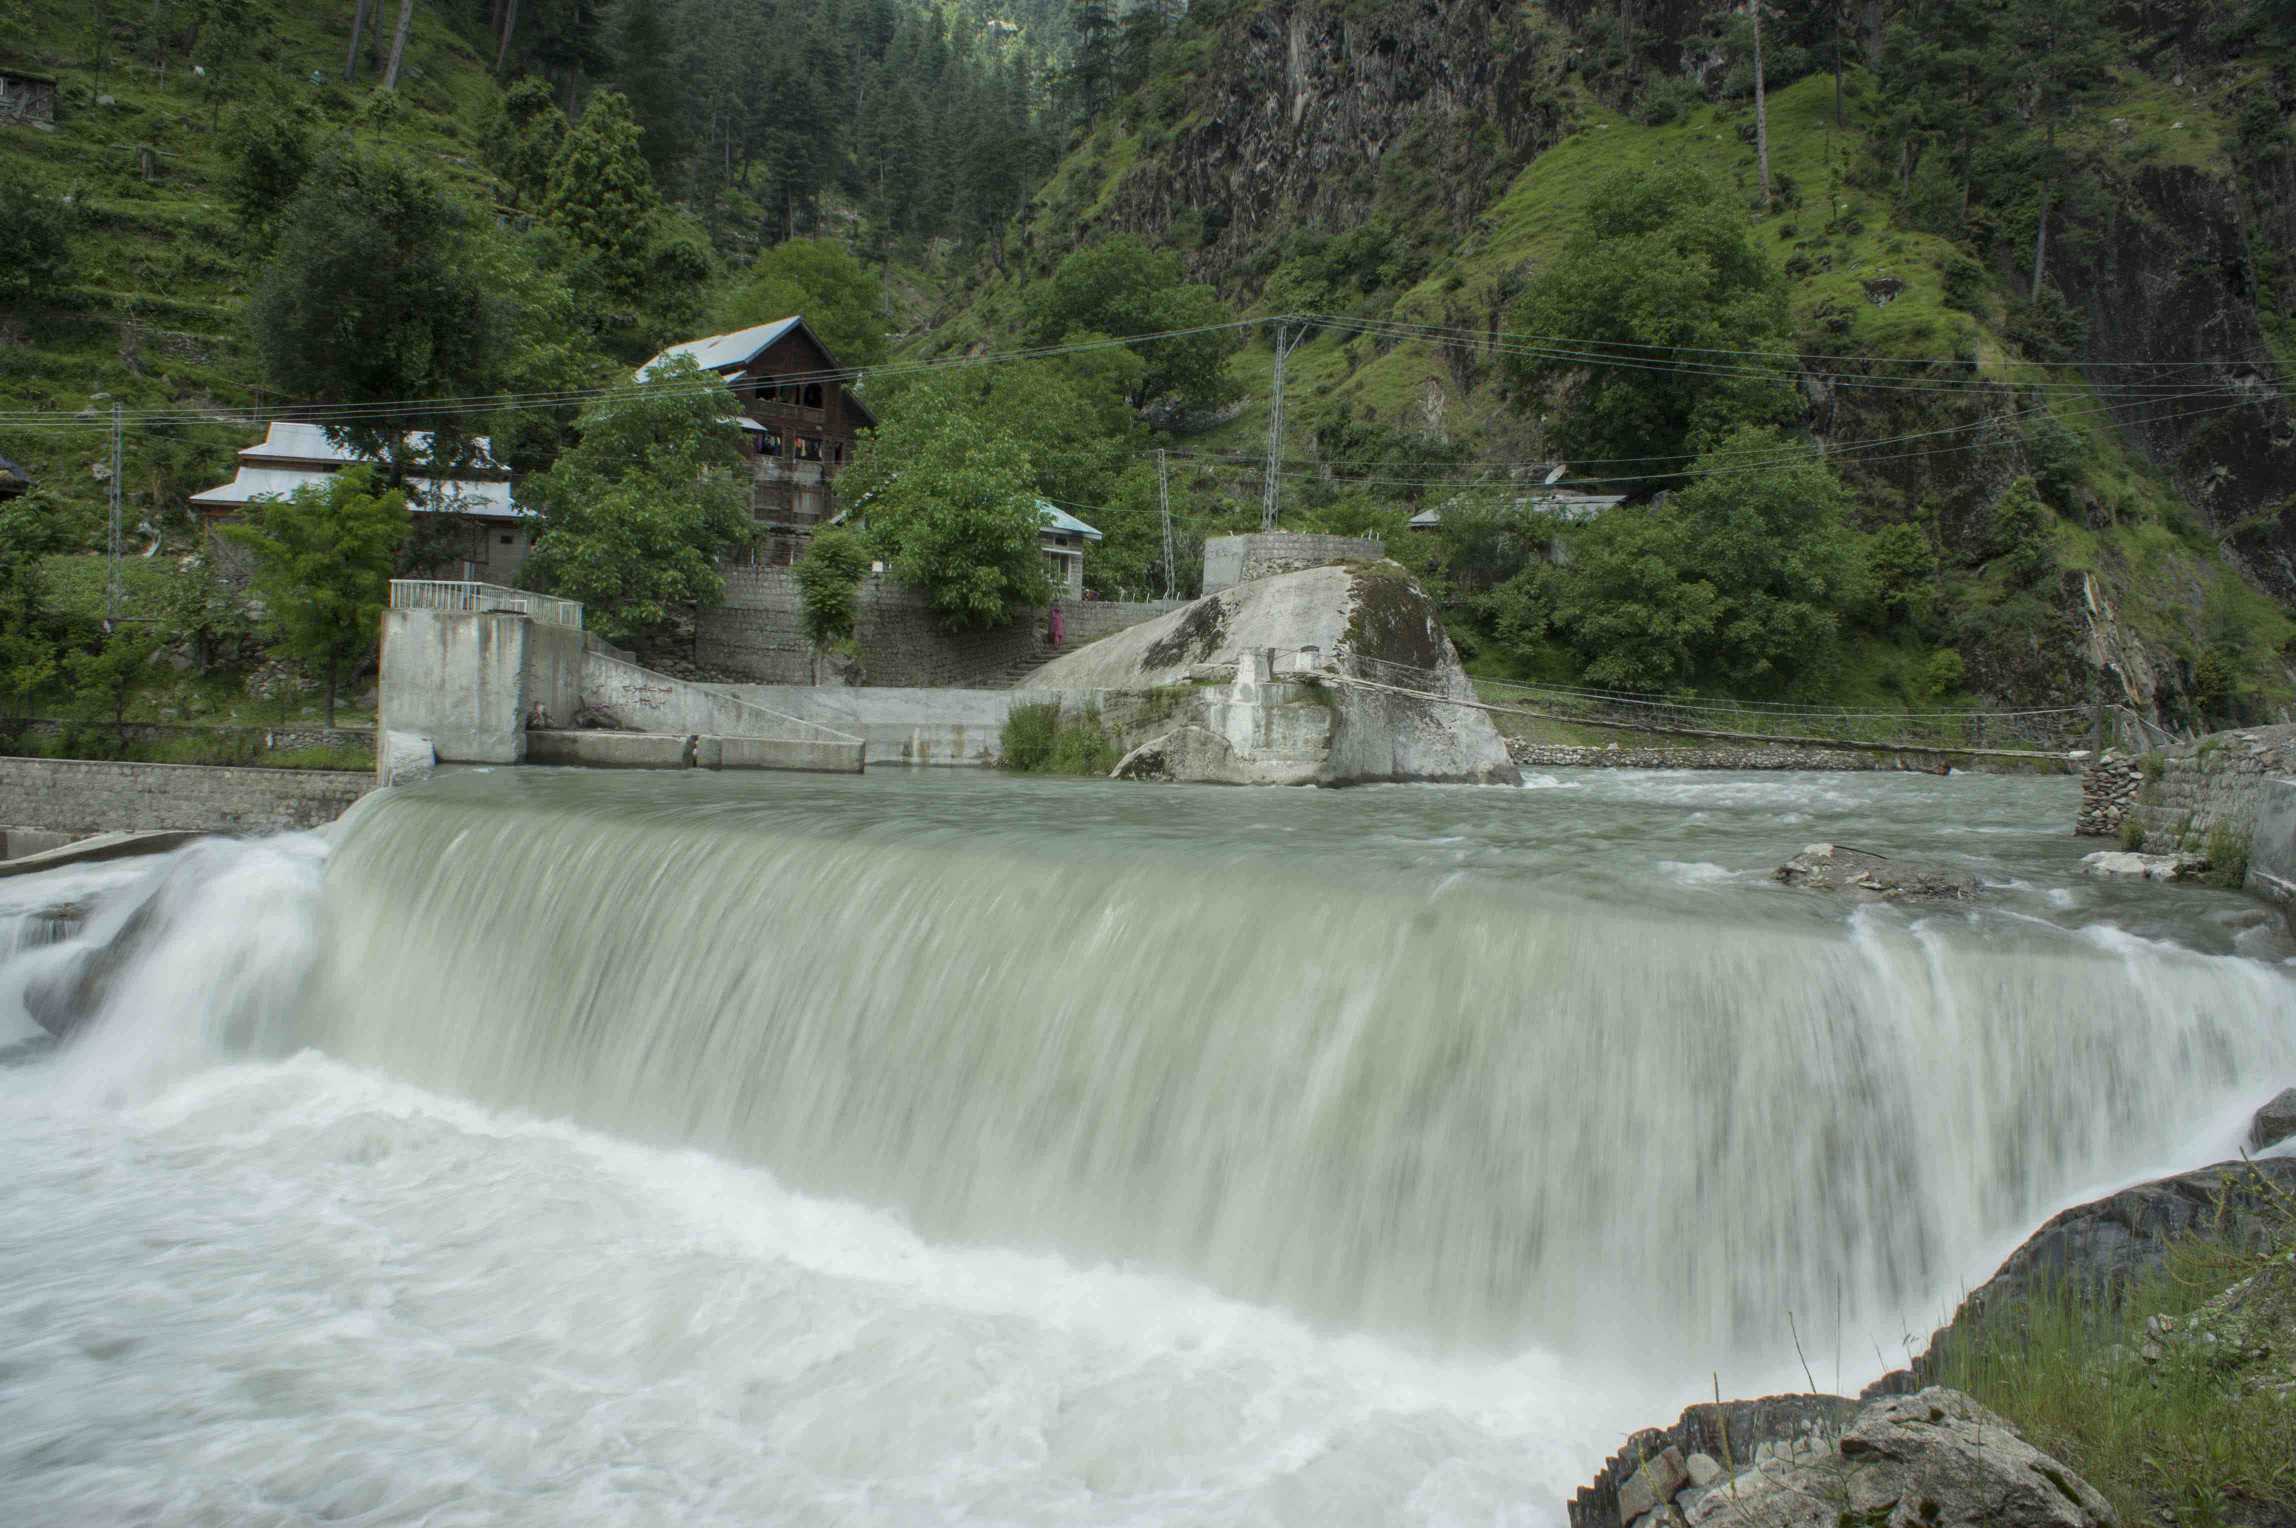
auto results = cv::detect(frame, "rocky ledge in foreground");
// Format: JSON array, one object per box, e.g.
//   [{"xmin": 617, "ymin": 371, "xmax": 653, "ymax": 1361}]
[
  {"xmin": 1573, "ymin": 1096, "xmax": 2296, "ymax": 1528},
  {"xmin": 1574, "ymin": 1387, "xmax": 2116, "ymax": 1528},
  {"xmin": 1774, "ymin": 843, "xmax": 1979, "ymax": 900}
]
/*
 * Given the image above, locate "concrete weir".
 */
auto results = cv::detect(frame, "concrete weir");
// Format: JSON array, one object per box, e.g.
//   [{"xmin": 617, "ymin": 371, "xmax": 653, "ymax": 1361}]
[{"xmin": 378, "ymin": 593, "xmax": 865, "ymax": 777}]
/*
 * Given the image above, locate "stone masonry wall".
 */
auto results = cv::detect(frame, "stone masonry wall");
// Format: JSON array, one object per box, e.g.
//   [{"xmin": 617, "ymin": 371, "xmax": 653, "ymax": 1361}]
[
  {"xmin": 7, "ymin": 719, "xmax": 376, "ymax": 756},
  {"xmin": 1202, "ymin": 533, "xmax": 1385, "ymax": 594},
  {"xmin": 698, "ymin": 569, "xmax": 1180, "ymax": 687},
  {"xmin": 2084, "ymin": 724, "xmax": 2296, "ymax": 851},
  {"xmin": 0, "ymin": 757, "xmax": 373, "ymax": 836}
]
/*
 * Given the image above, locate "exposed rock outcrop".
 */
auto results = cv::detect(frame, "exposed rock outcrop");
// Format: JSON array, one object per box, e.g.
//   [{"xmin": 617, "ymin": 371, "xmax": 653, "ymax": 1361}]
[
  {"xmin": 1886, "ymin": 1157, "xmax": 2296, "ymax": 1392},
  {"xmin": 2078, "ymin": 849, "xmax": 2208, "ymax": 881},
  {"xmin": 1571, "ymin": 1389, "xmax": 2114, "ymax": 1528},
  {"xmin": 1775, "ymin": 843, "xmax": 1979, "ymax": 900},
  {"xmin": 2251, "ymin": 1087, "xmax": 2296, "ymax": 1153},
  {"xmin": 1025, "ymin": 563, "xmax": 1519, "ymax": 786},
  {"xmin": 1687, "ymin": 1389, "xmax": 2115, "ymax": 1528}
]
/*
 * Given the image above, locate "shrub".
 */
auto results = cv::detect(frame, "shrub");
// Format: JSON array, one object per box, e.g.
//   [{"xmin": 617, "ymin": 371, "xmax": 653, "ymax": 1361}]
[
  {"xmin": 796, "ymin": 526, "xmax": 872, "ymax": 648},
  {"xmin": 1000, "ymin": 702, "xmax": 1116, "ymax": 775},
  {"xmin": 2140, "ymin": 751, "xmax": 2165, "ymax": 782},
  {"xmin": 1000, "ymin": 702, "xmax": 1060, "ymax": 771},
  {"xmin": 2205, "ymin": 822, "xmax": 2250, "ymax": 889},
  {"xmin": 2119, "ymin": 813, "xmax": 2146, "ymax": 851}
]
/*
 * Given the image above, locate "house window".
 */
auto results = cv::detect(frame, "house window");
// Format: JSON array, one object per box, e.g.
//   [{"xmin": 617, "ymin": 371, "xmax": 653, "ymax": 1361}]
[
  {"xmin": 498, "ymin": 534, "xmax": 514, "ymax": 545},
  {"xmin": 831, "ymin": 443, "xmax": 844, "ymax": 465},
  {"xmin": 802, "ymin": 382, "xmax": 824, "ymax": 408},
  {"xmin": 797, "ymin": 436, "xmax": 823, "ymax": 462}
]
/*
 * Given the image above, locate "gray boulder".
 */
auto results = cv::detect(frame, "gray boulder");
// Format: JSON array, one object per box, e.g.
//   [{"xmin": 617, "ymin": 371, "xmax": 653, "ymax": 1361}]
[
  {"xmin": 2080, "ymin": 850, "xmax": 2206, "ymax": 882},
  {"xmin": 1026, "ymin": 563, "xmax": 1518, "ymax": 787},
  {"xmin": 1775, "ymin": 844, "xmax": 1978, "ymax": 901},
  {"xmin": 1684, "ymin": 1388, "xmax": 2113, "ymax": 1527},
  {"xmin": 2249, "ymin": 1087, "xmax": 2296, "ymax": 1152}
]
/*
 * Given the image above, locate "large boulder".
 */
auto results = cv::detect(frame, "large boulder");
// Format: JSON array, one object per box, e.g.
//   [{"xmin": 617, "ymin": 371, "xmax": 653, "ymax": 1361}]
[
  {"xmin": 1683, "ymin": 1389, "xmax": 2115, "ymax": 1528},
  {"xmin": 1775, "ymin": 843, "xmax": 1979, "ymax": 900},
  {"xmin": 2248, "ymin": 1087, "xmax": 2296, "ymax": 1152},
  {"xmin": 2079, "ymin": 850, "xmax": 2206, "ymax": 882},
  {"xmin": 1027, "ymin": 562, "xmax": 1518, "ymax": 786}
]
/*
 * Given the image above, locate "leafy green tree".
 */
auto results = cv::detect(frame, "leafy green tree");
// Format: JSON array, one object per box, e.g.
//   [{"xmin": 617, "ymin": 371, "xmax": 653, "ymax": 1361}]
[
  {"xmin": 67, "ymin": 624, "xmax": 165, "ymax": 752},
  {"xmin": 1505, "ymin": 166, "xmax": 1796, "ymax": 487},
  {"xmin": 1492, "ymin": 428, "xmax": 1872, "ymax": 693},
  {"xmin": 158, "ymin": 552, "xmax": 255, "ymax": 673},
  {"xmin": 843, "ymin": 412, "xmax": 1050, "ymax": 630},
  {"xmin": 795, "ymin": 524, "xmax": 873, "ymax": 650},
  {"xmin": 485, "ymin": 77, "xmax": 568, "ymax": 211},
  {"xmin": 1028, "ymin": 236, "xmax": 1241, "ymax": 410},
  {"xmin": 221, "ymin": 97, "xmax": 313, "ymax": 238},
  {"xmin": 251, "ymin": 144, "xmax": 505, "ymax": 464},
  {"xmin": 716, "ymin": 240, "xmax": 889, "ymax": 367},
  {"xmin": 870, "ymin": 344, "xmax": 1145, "ymax": 507},
  {"xmin": 543, "ymin": 88, "xmax": 662, "ymax": 301},
  {"xmin": 0, "ymin": 494, "xmax": 74, "ymax": 721},
  {"xmin": 1988, "ymin": 476, "xmax": 2057, "ymax": 588},
  {"xmin": 223, "ymin": 466, "xmax": 408, "ymax": 725},
  {"xmin": 0, "ymin": 163, "xmax": 73, "ymax": 308},
  {"xmin": 519, "ymin": 357, "xmax": 755, "ymax": 642},
  {"xmin": 1868, "ymin": 520, "xmax": 1941, "ymax": 629}
]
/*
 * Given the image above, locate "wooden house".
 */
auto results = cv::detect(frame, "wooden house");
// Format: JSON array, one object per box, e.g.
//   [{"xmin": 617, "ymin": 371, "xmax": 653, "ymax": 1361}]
[
  {"xmin": 190, "ymin": 423, "xmax": 533, "ymax": 582},
  {"xmin": 639, "ymin": 316, "xmax": 877, "ymax": 567}
]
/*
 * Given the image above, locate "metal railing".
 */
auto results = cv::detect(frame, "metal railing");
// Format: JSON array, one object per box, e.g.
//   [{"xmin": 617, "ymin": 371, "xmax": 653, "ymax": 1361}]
[
  {"xmin": 388, "ymin": 580, "xmax": 585, "ymax": 631},
  {"xmin": 1333, "ymin": 653, "xmax": 2094, "ymax": 756}
]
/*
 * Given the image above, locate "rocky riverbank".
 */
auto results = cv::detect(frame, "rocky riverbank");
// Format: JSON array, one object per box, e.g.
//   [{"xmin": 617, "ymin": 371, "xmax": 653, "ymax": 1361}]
[{"xmin": 1570, "ymin": 1091, "xmax": 2296, "ymax": 1528}]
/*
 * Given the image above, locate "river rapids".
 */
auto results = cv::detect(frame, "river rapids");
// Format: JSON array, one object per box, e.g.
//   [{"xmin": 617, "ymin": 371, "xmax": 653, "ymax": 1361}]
[{"xmin": 3, "ymin": 767, "xmax": 2292, "ymax": 1524}]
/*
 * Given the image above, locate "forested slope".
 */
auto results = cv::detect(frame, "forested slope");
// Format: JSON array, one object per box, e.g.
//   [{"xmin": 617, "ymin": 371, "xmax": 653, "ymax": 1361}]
[{"xmin": 933, "ymin": 0, "xmax": 2296, "ymax": 725}]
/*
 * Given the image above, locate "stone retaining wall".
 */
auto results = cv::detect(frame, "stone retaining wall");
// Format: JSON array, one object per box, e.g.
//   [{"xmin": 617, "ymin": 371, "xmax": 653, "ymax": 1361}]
[
  {"xmin": 0, "ymin": 756, "xmax": 373, "ymax": 836},
  {"xmin": 1201, "ymin": 533, "xmax": 1385, "ymax": 594},
  {"xmin": 5, "ymin": 718, "xmax": 376, "ymax": 755},
  {"xmin": 697, "ymin": 568, "xmax": 1178, "ymax": 687},
  {"xmin": 2083, "ymin": 725, "xmax": 2296, "ymax": 852}
]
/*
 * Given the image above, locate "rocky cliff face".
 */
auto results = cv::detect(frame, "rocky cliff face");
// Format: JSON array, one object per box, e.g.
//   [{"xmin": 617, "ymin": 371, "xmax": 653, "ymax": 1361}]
[
  {"xmin": 2068, "ymin": 162, "xmax": 2296, "ymax": 598},
  {"xmin": 1103, "ymin": 0, "xmax": 1572, "ymax": 280}
]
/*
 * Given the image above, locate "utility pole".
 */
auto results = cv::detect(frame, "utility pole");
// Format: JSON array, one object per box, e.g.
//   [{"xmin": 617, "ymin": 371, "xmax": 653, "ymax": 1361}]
[
  {"xmin": 1156, "ymin": 447, "xmax": 1176, "ymax": 599},
  {"xmin": 106, "ymin": 402, "xmax": 123, "ymax": 631},
  {"xmin": 1262, "ymin": 324, "xmax": 1304, "ymax": 532}
]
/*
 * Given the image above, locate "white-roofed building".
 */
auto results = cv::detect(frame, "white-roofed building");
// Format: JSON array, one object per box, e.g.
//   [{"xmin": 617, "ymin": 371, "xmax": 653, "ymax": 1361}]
[
  {"xmin": 1035, "ymin": 499, "xmax": 1101, "ymax": 599},
  {"xmin": 191, "ymin": 422, "xmax": 534, "ymax": 582},
  {"xmin": 639, "ymin": 315, "xmax": 877, "ymax": 568},
  {"xmin": 1405, "ymin": 465, "xmax": 1626, "ymax": 532}
]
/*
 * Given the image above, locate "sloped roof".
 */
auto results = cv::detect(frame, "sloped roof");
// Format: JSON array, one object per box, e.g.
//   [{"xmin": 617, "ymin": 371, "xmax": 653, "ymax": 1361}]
[
  {"xmin": 639, "ymin": 316, "xmax": 805, "ymax": 377},
  {"xmin": 191, "ymin": 464, "xmax": 525, "ymax": 520},
  {"xmin": 0, "ymin": 453, "xmax": 29, "ymax": 489},
  {"xmin": 1037, "ymin": 499, "xmax": 1102, "ymax": 542},
  {"xmin": 238, "ymin": 421, "xmax": 506, "ymax": 474}
]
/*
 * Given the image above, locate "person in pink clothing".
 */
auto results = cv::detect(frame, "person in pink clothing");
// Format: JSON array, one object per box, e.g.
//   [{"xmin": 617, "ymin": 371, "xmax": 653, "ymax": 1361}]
[{"xmin": 1048, "ymin": 604, "xmax": 1066, "ymax": 648}]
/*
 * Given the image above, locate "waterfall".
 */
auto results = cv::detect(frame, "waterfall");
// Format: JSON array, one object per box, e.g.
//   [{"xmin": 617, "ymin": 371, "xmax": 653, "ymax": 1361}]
[{"xmin": 19, "ymin": 772, "xmax": 2275, "ymax": 1377}]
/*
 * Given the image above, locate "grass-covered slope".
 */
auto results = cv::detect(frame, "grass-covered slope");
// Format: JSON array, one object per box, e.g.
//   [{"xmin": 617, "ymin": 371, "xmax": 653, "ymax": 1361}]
[
  {"xmin": 0, "ymin": 0, "xmax": 513, "ymax": 545},
  {"xmin": 931, "ymin": 27, "xmax": 2295, "ymax": 719}
]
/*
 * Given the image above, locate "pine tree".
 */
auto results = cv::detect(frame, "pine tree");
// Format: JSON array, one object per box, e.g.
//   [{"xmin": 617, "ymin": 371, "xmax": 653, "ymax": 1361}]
[{"xmin": 543, "ymin": 88, "xmax": 662, "ymax": 298}]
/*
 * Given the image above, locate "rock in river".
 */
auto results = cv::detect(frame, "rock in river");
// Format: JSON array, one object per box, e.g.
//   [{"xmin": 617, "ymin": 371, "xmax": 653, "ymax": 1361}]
[
  {"xmin": 1774, "ymin": 843, "xmax": 1978, "ymax": 900},
  {"xmin": 2249, "ymin": 1086, "xmax": 2296, "ymax": 1152}
]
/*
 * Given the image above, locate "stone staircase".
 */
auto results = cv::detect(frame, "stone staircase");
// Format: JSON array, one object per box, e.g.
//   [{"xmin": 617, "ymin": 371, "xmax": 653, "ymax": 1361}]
[{"xmin": 984, "ymin": 644, "xmax": 1058, "ymax": 690}]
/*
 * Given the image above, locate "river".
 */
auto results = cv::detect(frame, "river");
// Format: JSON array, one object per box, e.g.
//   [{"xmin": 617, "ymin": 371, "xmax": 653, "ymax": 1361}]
[{"xmin": 3, "ymin": 767, "xmax": 2292, "ymax": 1524}]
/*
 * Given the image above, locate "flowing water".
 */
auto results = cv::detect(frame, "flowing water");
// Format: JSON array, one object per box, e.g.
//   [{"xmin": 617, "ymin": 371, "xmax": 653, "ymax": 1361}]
[{"xmin": 4, "ymin": 766, "xmax": 2294, "ymax": 1525}]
